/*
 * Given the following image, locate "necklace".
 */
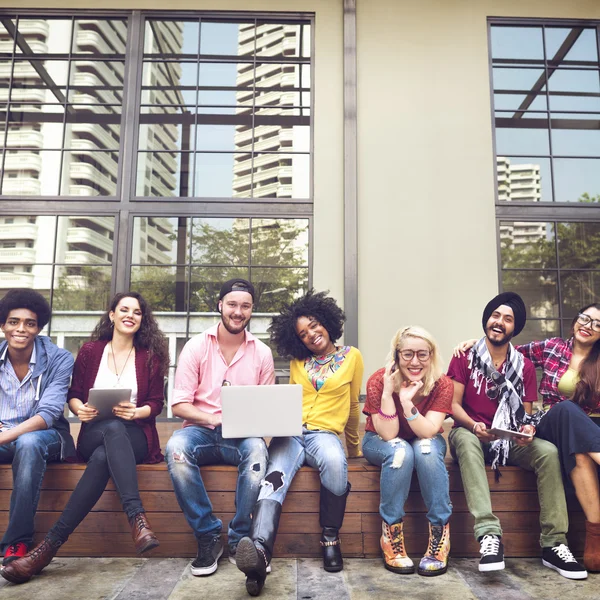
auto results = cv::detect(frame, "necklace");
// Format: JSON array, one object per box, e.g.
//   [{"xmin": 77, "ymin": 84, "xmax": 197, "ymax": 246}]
[
  {"xmin": 312, "ymin": 347, "xmax": 338, "ymax": 365},
  {"xmin": 110, "ymin": 341, "xmax": 134, "ymax": 385}
]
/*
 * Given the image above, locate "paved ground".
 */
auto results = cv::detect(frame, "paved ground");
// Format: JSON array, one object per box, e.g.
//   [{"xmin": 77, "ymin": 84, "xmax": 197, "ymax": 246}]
[{"xmin": 0, "ymin": 557, "xmax": 597, "ymax": 600}]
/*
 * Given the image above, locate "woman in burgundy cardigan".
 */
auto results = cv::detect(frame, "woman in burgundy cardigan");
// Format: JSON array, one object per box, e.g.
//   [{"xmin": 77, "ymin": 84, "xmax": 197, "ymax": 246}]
[{"xmin": 2, "ymin": 292, "xmax": 169, "ymax": 585}]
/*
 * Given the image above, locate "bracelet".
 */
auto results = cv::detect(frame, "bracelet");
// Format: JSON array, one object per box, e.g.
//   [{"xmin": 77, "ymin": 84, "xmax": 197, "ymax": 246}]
[
  {"xmin": 472, "ymin": 422, "xmax": 480, "ymax": 433},
  {"xmin": 405, "ymin": 409, "xmax": 419, "ymax": 422},
  {"xmin": 378, "ymin": 407, "xmax": 398, "ymax": 420}
]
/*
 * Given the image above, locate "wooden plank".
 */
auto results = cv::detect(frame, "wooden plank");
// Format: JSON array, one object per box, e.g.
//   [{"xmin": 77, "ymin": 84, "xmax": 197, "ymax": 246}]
[{"xmin": 44, "ymin": 532, "xmax": 365, "ymax": 559}]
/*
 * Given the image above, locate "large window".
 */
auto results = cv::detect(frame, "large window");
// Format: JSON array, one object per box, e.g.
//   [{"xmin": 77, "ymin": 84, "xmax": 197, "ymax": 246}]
[
  {"xmin": 490, "ymin": 20, "xmax": 600, "ymax": 341},
  {"xmin": 0, "ymin": 11, "xmax": 314, "ymax": 410}
]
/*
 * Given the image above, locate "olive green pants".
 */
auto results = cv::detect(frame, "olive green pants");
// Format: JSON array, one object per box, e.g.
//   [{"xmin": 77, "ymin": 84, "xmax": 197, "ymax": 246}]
[{"xmin": 449, "ymin": 427, "xmax": 568, "ymax": 548}]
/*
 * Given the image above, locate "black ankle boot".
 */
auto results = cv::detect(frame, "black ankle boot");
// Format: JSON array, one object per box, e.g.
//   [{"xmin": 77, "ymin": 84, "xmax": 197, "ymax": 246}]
[
  {"xmin": 236, "ymin": 499, "xmax": 282, "ymax": 596},
  {"xmin": 319, "ymin": 483, "xmax": 351, "ymax": 572}
]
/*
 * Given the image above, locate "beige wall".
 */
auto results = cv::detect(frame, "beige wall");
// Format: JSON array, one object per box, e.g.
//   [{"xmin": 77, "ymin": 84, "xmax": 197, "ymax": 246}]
[{"xmin": 357, "ymin": 0, "xmax": 600, "ymax": 379}]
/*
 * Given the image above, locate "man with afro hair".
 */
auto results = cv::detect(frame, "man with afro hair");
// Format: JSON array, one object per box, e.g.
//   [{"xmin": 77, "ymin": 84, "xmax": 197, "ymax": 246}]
[{"xmin": 0, "ymin": 289, "xmax": 75, "ymax": 567}]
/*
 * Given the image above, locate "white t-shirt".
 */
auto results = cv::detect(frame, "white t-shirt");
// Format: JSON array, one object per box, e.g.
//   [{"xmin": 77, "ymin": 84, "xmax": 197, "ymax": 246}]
[{"xmin": 93, "ymin": 344, "xmax": 138, "ymax": 404}]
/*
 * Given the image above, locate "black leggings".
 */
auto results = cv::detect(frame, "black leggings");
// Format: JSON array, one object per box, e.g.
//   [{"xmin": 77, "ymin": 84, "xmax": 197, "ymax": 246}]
[{"xmin": 48, "ymin": 419, "xmax": 148, "ymax": 544}]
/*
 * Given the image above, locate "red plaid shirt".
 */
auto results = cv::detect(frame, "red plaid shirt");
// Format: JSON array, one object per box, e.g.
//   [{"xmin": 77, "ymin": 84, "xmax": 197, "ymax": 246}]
[{"xmin": 516, "ymin": 337, "xmax": 578, "ymax": 411}]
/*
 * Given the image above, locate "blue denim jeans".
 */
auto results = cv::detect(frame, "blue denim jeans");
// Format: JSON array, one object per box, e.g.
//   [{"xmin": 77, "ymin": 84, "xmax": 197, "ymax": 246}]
[
  {"xmin": 0, "ymin": 429, "xmax": 62, "ymax": 551},
  {"xmin": 362, "ymin": 431, "xmax": 452, "ymax": 527},
  {"xmin": 258, "ymin": 428, "xmax": 348, "ymax": 504},
  {"xmin": 166, "ymin": 425, "xmax": 267, "ymax": 547}
]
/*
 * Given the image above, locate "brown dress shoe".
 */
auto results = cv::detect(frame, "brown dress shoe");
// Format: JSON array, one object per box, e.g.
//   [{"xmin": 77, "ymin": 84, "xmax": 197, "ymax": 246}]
[
  {"xmin": 584, "ymin": 520, "xmax": 600, "ymax": 572},
  {"xmin": 130, "ymin": 513, "xmax": 159, "ymax": 554},
  {"xmin": 0, "ymin": 537, "xmax": 60, "ymax": 584}
]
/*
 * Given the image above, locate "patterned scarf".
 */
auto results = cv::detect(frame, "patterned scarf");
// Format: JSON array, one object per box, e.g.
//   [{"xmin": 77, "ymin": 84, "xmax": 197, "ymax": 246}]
[
  {"xmin": 304, "ymin": 346, "xmax": 350, "ymax": 391},
  {"xmin": 469, "ymin": 338, "xmax": 543, "ymax": 473}
]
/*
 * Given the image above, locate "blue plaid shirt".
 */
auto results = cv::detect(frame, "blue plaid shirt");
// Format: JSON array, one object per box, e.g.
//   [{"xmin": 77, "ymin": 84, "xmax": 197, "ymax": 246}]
[{"xmin": 0, "ymin": 344, "xmax": 39, "ymax": 430}]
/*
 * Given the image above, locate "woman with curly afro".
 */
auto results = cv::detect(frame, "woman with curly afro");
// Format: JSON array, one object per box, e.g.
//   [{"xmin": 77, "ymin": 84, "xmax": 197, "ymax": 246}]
[{"xmin": 236, "ymin": 290, "xmax": 363, "ymax": 596}]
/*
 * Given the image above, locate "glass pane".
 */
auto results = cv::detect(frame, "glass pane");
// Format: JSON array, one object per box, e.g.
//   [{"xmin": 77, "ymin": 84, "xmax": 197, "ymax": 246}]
[
  {"xmin": 554, "ymin": 158, "xmax": 600, "ymax": 203},
  {"xmin": 190, "ymin": 218, "xmax": 249, "ymax": 264},
  {"xmin": 139, "ymin": 121, "xmax": 190, "ymax": 153},
  {"xmin": 0, "ymin": 215, "xmax": 56, "ymax": 265},
  {"xmin": 66, "ymin": 120, "xmax": 120, "ymax": 151},
  {"xmin": 501, "ymin": 269, "xmax": 559, "ymax": 318},
  {"xmin": 141, "ymin": 62, "xmax": 199, "ymax": 107},
  {"xmin": 492, "ymin": 68, "xmax": 547, "ymax": 111},
  {"xmin": 136, "ymin": 151, "xmax": 191, "ymax": 197},
  {"xmin": 0, "ymin": 263, "xmax": 53, "ymax": 297},
  {"xmin": 500, "ymin": 221, "xmax": 556, "ymax": 268},
  {"xmin": 551, "ymin": 117, "xmax": 600, "ymax": 157},
  {"xmin": 200, "ymin": 22, "xmax": 246, "ymax": 56},
  {"xmin": 494, "ymin": 120, "xmax": 549, "ymax": 155},
  {"xmin": 56, "ymin": 216, "xmax": 115, "ymax": 264},
  {"xmin": 560, "ymin": 270, "xmax": 600, "ymax": 318},
  {"xmin": 2, "ymin": 149, "xmax": 61, "ymax": 195},
  {"xmin": 52, "ymin": 265, "xmax": 112, "ymax": 311},
  {"xmin": 195, "ymin": 152, "xmax": 251, "ymax": 197},
  {"xmin": 132, "ymin": 217, "xmax": 186, "ymax": 265},
  {"xmin": 251, "ymin": 267, "xmax": 309, "ymax": 312},
  {"xmin": 517, "ymin": 319, "xmax": 561, "ymax": 345},
  {"xmin": 251, "ymin": 153, "xmax": 309, "ymax": 198},
  {"xmin": 6, "ymin": 104, "xmax": 65, "ymax": 148},
  {"xmin": 72, "ymin": 19, "xmax": 128, "ymax": 55},
  {"xmin": 144, "ymin": 20, "xmax": 195, "ymax": 57},
  {"xmin": 131, "ymin": 265, "xmax": 189, "ymax": 312},
  {"xmin": 557, "ymin": 221, "xmax": 600, "ymax": 268},
  {"xmin": 15, "ymin": 19, "xmax": 75, "ymax": 55},
  {"xmin": 61, "ymin": 150, "xmax": 118, "ymax": 196},
  {"xmin": 190, "ymin": 266, "xmax": 249, "ymax": 312},
  {"xmin": 545, "ymin": 28, "xmax": 599, "ymax": 63},
  {"xmin": 496, "ymin": 157, "xmax": 552, "ymax": 202},
  {"xmin": 490, "ymin": 26, "xmax": 544, "ymax": 62},
  {"xmin": 547, "ymin": 70, "xmax": 600, "ymax": 112},
  {"xmin": 251, "ymin": 218, "xmax": 309, "ymax": 266},
  {"xmin": 195, "ymin": 124, "xmax": 237, "ymax": 152},
  {"xmin": 255, "ymin": 23, "xmax": 311, "ymax": 59},
  {"xmin": 69, "ymin": 61, "xmax": 125, "ymax": 105}
]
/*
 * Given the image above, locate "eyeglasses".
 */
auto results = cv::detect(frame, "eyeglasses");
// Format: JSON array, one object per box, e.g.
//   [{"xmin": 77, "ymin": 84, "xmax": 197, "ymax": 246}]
[
  {"xmin": 398, "ymin": 349, "xmax": 431, "ymax": 362},
  {"xmin": 577, "ymin": 313, "xmax": 600, "ymax": 333}
]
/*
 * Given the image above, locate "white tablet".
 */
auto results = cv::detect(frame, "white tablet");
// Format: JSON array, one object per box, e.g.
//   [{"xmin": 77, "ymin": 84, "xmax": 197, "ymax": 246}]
[
  {"xmin": 486, "ymin": 427, "xmax": 532, "ymax": 441},
  {"xmin": 87, "ymin": 388, "xmax": 133, "ymax": 421}
]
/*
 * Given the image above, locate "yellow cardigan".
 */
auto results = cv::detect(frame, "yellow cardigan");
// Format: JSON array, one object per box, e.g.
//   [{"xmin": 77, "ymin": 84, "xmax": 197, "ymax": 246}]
[{"xmin": 289, "ymin": 346, "xmax": 364, "ymax": 456}]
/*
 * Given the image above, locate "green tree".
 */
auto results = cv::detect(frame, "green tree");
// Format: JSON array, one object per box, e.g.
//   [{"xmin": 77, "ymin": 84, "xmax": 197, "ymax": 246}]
[
  {"xmin": 53, "ymin": 265, "xmax": 112, "ymax": 311},
  {"xmin": 501, "ymin": 193, "xmax": 600, "ymax": 328}
]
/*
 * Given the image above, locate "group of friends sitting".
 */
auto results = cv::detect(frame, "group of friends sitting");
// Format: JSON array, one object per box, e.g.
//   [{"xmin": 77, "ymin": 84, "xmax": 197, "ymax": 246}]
[{"xmin": 0, "ymin": 280, "xmax": 598, "ymax": 595}]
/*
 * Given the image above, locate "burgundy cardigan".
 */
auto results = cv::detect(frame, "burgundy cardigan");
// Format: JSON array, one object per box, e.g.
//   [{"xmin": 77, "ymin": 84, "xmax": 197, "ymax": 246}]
[{"xmin": 68, "ymin": 340, "xmax": 164, "ymax": 463}]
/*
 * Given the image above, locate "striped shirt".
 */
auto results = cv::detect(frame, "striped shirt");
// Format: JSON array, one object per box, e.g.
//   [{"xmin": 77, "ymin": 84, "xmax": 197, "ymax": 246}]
[{"xmin": 0, "ymin": 344, "xmax": 39, "ymax": 429}]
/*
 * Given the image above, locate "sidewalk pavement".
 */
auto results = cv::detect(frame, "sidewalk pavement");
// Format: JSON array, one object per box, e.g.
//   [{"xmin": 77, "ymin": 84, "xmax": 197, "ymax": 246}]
[{"xmin": 0, "ymin": 557, "xmax": 597, "ymax": 600}]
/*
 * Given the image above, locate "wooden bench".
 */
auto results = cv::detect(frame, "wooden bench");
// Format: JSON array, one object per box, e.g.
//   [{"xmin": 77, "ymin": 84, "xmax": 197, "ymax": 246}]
[{"xmin": 0, "ymin": 459, "xmax": 585, "ymax": 559}]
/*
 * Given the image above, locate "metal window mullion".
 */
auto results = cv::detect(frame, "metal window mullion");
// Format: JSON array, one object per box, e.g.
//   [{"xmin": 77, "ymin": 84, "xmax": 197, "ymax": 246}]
[
  {"xmin": 343, "ymin": 0, "xmax": 358, "ymax": 347},
  {"xmin": 114, "ymin": 11, "xmax": 144, "ymax": 293}
]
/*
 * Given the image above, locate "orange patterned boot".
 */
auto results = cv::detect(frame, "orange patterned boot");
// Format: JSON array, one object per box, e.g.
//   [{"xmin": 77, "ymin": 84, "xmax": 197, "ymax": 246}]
[{"xmin": 380, "ymin": 521, "xmax": 414, "ymax": 574}]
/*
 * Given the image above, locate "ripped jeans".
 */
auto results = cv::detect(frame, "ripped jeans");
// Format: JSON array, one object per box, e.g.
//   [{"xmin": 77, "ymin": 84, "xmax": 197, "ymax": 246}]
[
  {"xmin": 362, "ymin": 431, "xmax": 451, "ymax": 527},
  {"xmin": 166, "ymin": 425, "xmax": 267, "ymax": 548},
  {"xmin": 257, "ymin": 428, "xmax": 348, "ymax": 505}
]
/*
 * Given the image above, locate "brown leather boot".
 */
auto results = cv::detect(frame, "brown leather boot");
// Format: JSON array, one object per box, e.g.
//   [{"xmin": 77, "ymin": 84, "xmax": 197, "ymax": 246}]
[
  {"xmin": 130, "ymin": 513, "xmax": 159, "ymax": 555},
  {"xmin": 584, "ymin": 520, "xmax": 600, "ymax": 572},
  {"xmin": 0, "ymin": 537, "xmax": 61, "ymax": 584}
]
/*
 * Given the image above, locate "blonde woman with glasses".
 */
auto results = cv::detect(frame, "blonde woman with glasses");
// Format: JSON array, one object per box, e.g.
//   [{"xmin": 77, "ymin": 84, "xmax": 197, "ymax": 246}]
[{"xmin": 362, "ymin": 326, "xmax": 453, "ymax": 577}]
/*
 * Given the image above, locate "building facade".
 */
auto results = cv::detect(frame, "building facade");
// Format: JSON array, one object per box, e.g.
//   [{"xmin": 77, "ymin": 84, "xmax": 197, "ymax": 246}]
[{"xmin": 1, "ymin": 1, "xmax": 599, "ymax": 405}]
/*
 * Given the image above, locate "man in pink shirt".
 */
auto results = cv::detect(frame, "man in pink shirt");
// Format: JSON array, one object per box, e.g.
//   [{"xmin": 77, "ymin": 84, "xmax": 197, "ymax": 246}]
[{"xmin": 166, "ymin": 279, "xmax": 275, "ymax": 578}]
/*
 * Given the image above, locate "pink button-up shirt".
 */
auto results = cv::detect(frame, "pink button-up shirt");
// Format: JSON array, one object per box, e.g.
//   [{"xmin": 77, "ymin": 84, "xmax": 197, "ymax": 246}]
[{"xmin": 171, "ymin": 323, "xmax": 275, "ymax": 428}]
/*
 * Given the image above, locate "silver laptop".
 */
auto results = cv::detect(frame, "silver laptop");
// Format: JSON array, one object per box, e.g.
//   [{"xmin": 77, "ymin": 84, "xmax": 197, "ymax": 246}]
[{"xmin": 221, "ymin": 384, "xmax": 303, "ymax": 439}]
